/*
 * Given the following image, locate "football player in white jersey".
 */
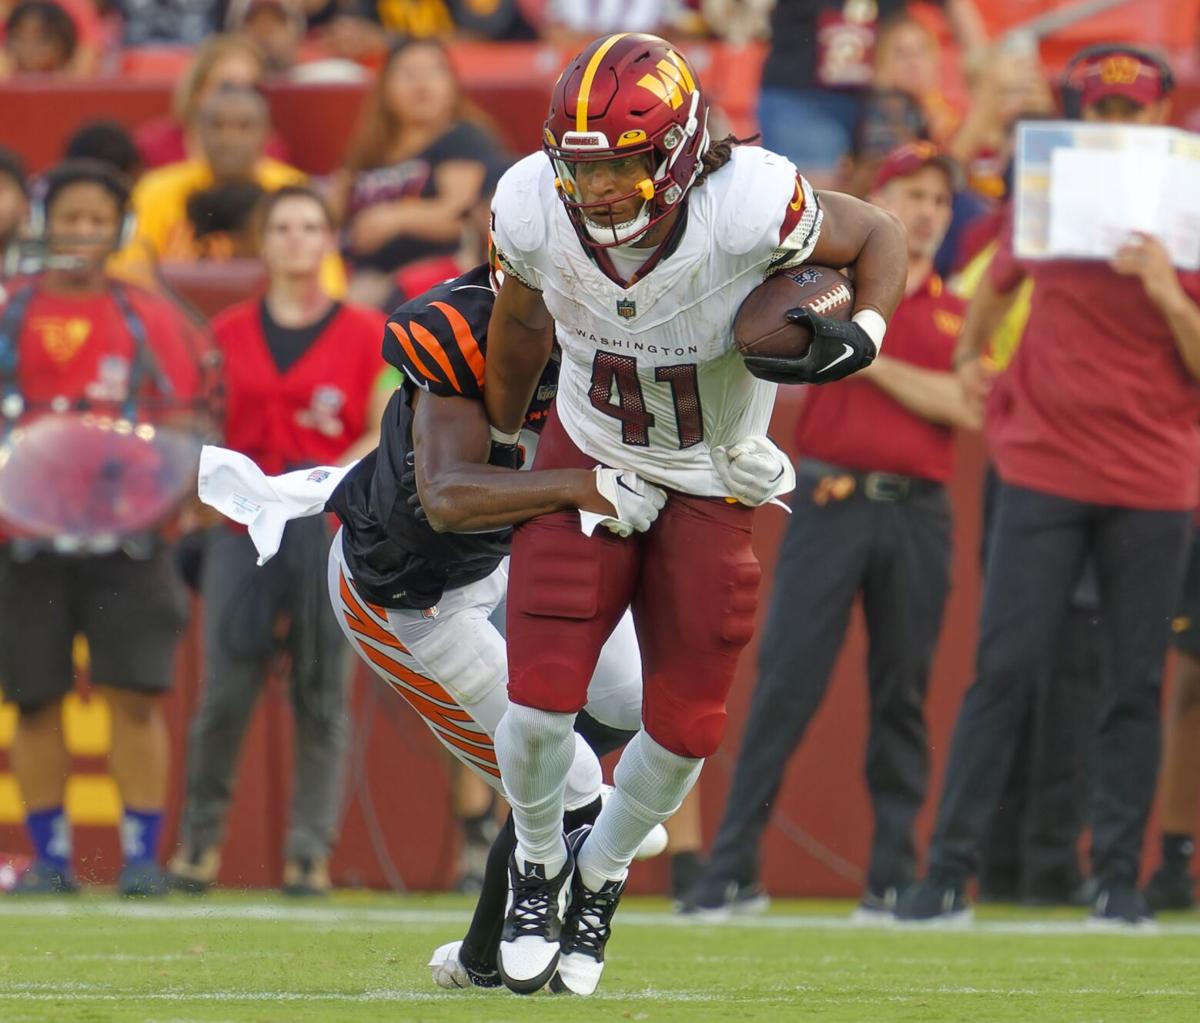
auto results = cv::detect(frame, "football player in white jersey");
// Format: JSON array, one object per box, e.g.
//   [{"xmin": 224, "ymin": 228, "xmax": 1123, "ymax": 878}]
[{"xmin": 483, "ymin": 33, "xmax": 907, "ymax": 995}]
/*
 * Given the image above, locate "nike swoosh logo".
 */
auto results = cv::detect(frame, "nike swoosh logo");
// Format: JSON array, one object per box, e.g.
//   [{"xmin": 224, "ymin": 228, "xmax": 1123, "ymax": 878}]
[
  {"xmin": 817, "ymin": 343, "xmax": 855, "ymax": 376},
  {"xmin": 451, "ymin": 285, "xmax": 494, "ymax": 293},
  {"xmin": 409, "ymin": 376, "xmax": 430, "ymax": 391},
  {"xmin": 616, "ymin": 476, "xmax": 640, "ymax": 497}
]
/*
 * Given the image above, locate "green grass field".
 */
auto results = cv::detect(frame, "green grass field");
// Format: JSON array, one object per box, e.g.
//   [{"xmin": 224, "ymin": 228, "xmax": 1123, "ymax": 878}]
[{"xmin": 0, "ymin": 893, "xmax": 1197, "ymax": 1022}]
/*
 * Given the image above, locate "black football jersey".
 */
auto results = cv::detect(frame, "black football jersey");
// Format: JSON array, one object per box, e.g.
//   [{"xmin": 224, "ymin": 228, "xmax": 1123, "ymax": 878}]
[{"xmin": 327, "ymin": 264, "xmax": 558, "ymax": 610}]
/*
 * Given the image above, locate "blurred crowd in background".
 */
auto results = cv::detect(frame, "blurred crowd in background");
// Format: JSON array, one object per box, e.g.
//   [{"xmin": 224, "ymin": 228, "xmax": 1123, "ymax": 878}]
[{"xmin": 0, "ymin": 0, "xmax": 1198, "ymax": 919}]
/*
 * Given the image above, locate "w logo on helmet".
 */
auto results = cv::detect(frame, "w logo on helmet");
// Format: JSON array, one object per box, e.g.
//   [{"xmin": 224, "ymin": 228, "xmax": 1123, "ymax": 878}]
[{"xmin": 637, "ymin": 53, "xmax": 696, "ymax": 110}]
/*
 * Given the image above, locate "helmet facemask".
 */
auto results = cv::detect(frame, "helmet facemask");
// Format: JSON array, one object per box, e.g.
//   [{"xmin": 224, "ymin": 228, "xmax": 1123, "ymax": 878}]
[{"xmin": 546, "ymin": 88, "xmax": 709, "ymax": 251}]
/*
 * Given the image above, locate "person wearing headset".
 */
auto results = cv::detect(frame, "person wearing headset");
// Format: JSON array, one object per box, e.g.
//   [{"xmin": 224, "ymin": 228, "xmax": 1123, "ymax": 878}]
[
  {"xmin": 897, "ymin": 46, "xmax": 1200, "ymax": 926},
  {"xmin": 0, "ymin": 159, "xmax": 205, "ymax": 897}
]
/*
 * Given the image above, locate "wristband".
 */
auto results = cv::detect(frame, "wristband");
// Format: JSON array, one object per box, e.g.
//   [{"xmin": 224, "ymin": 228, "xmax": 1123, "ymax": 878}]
[
  {"xmin": 852, "ymin": 309, "xmax": 887, "ymax": 353},
  {"xmin": 489, "ymin": 425, "xmax": 522, "ymax": 446}
]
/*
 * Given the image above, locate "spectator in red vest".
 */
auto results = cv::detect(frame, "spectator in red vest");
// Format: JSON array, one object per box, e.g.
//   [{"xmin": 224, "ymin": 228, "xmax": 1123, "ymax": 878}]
[{"xmin": 168, "ymin": 185, "xmax": 386, "ymax": 896}]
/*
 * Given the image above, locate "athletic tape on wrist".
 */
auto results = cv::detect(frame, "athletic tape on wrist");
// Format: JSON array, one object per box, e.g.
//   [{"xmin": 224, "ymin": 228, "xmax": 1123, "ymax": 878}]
[
  {"xmin": 489, "ymin": 425, "xmax": 522, "ymax": 446},
  {"xmin": 852, "ymin": 309, "xmax": 887, "ymax": 353}
]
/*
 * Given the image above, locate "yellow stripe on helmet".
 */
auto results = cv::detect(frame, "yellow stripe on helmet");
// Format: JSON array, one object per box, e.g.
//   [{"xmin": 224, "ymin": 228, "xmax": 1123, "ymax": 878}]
[{"xmin": 576, "ymin": 33, "xmax": 630, "ymax": 134}]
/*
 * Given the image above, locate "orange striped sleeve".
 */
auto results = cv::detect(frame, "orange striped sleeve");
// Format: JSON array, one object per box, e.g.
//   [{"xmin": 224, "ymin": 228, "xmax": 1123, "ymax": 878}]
[
  {"xmin": 408, "ymin": 321, "xmax": 464, "ymax": 393},
  {"xmin": 429, "ymin": 301, "xmax": 486, "ymax": 389},
  {"xmin": 387, "ymin": 321, "xmax": 440, "ymax": 383}
]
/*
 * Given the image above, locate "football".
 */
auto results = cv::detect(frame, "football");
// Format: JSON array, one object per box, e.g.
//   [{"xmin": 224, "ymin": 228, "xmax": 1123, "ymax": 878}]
[{"xmin": 733, "ymin": 264, "xmax": 855, "ymax": 360}]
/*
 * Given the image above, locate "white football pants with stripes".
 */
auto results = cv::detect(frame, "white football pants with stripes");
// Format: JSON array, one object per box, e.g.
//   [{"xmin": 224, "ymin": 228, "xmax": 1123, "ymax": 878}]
[{"xmin": 327, "ymin": 529, "xmax": 642, "ymax": 809}]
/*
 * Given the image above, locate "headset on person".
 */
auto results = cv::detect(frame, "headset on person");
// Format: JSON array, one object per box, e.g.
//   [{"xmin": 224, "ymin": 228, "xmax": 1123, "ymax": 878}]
[
  {"xmin": 1060, "ymin": 44, "xmax": 1175, "ymax": 120},
  {"xmin": 0, "ymin": 160, "xmax": 167, "ymax": 434},
  {"xmin": 27, "ymin": 158, "xmax": 137, "ymax": 250}
]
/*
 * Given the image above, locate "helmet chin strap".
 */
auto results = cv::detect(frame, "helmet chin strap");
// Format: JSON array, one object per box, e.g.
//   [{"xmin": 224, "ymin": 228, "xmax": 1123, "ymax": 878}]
[{"xmin": 583, "ymin": 201, "xmax": 652, "ymax": 245}]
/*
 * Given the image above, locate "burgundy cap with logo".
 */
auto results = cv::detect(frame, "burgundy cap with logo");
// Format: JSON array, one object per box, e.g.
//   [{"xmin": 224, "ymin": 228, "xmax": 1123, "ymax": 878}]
[
  {"xmin": 1078, "ymin": 51, "xmax": 1171, "ymax": 109},
  {"xmin": 873, "ymin": 141, "xmax": 961, "ymax": 192}
]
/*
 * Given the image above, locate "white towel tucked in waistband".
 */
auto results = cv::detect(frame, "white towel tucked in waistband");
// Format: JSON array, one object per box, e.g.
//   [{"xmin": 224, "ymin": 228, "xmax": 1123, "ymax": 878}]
[{"xmin": 197, "ymin": 445, "xmax": 355, "ymax": 565}]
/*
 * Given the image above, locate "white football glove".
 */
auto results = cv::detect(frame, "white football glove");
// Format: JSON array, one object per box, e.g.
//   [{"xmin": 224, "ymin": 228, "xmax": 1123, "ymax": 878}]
[
  {"xmin": 580, "ymin": 467, "xmax": 667, "ymax": 537},
  {"xmin": 711, "ymin": 436, "xmax": 796, "ymax": 507}
]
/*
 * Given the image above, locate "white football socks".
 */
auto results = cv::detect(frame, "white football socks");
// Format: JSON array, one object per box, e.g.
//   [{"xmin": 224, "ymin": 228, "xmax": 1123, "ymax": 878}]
[
  {"xmin": 495, "ymin": 703, "xmax": 576, "ymax": 875},
  {"xmin": 576, "ymin": 730, "xmax": 703, "ymax": 892},
  {"xmin": 563, "ymin": 732, "xmax": 604, "ymax": 812}
]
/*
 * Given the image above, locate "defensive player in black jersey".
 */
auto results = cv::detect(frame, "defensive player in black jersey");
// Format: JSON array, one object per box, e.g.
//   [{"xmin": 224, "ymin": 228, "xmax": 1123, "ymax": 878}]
[{"xmin": 324, "ymin": 263, "xmax": 669, "ymax": 987}]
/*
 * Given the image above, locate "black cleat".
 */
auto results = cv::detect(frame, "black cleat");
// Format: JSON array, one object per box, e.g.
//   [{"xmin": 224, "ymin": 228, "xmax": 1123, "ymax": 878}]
[
  {"xmin": 851, "ymin": 885, "xmax": 902, "ymax": 923},
  {"xmin": 1144, "ymin": 865, "xmax": 1196, "ymax": 912},
  {"xmin": 895, "ymin": 875, "xmax": 972, "ymax": 924},
  {"xmin": 553, "ymin": 826, "xmax": 626, "ymax": 996},
  {"xmin": 497, "ymin": 842, "xmax": 573, "ymax": 995},
  {"xmin": 1089, "ymin": 881, "xmax": 1154, "ymax": 927},
  {"xmin": 118, "ymin": 861, "xmax": 171, "ymax": 898},
  {"xmin": 7, "ymin": 860, "xmax": 79, "ymax": 896},
  {"xmin": 677, "ymin": 875, "xmax": 770, "ymax": 919}
]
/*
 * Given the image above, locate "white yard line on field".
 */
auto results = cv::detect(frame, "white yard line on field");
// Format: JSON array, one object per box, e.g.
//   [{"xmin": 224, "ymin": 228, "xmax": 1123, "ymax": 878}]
[
  {"xmin": 0, "ymin": 900, "xmax": 1198, "ymax": 936},
  {"xmin": 0, "ymin": 983, "xmax": 1194, "ymax": 1004}
]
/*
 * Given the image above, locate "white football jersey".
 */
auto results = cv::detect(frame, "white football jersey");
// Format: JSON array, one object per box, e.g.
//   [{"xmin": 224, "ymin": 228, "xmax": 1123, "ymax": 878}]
[{"xmin": 492, "ymin": 146, "xmax": 822, "ymax": 497}]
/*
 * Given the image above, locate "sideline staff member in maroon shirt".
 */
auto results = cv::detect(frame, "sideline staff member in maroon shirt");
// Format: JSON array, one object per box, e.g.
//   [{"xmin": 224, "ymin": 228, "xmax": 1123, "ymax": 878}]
[
  {"xmin": 681, "ymin": 143, "xmax": 978, "ymax": 918},
  {"xmin": 899, "ymin": 47, "xmax": 1200, "ymax": 926}
]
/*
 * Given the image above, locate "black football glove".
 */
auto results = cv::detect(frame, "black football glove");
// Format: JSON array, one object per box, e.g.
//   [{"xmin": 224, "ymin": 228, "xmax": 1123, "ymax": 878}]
[{"xmin": 743, "ymin": 307, "xmax": 878, "ymax": 385}]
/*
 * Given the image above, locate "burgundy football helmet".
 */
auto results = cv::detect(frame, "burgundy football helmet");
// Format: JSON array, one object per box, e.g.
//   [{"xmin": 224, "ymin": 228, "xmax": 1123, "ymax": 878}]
[{"xmin": 544, "ymin": 33, "xmax": 710, "ymax": 252}]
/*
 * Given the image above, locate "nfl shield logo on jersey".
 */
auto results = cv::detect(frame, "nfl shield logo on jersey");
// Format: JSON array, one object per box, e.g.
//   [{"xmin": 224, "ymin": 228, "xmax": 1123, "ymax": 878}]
[{"xmin": 617, "ymin": 299, "xmax": 636, "ymax": 320}]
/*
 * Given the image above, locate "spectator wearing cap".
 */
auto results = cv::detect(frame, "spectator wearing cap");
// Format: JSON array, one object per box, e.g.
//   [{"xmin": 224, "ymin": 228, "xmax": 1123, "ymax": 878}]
[
  {"xmin": 897, "ymin": 46, "xmax": 1200, "ymax": 927},
  {"xmin": 680, "ymin": 142, "xmax": 977, "ymax": 919}
]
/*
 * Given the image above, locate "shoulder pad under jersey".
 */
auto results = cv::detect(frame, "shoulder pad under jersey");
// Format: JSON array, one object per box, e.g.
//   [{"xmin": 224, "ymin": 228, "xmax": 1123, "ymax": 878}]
[
  {"xmin": 382, "ymin": 264, "xmax": 494, "ymax": 399},
  {"xmin": 711, "ymin": 146, "xmax": 806, "ymax": 256}
]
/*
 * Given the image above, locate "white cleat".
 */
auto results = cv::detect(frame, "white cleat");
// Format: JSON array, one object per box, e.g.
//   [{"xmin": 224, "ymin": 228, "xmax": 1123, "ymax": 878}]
[
  {"xmin": 429, "ymin": 940, "xmax": 471, "ymax": 989},
  {"xmin": 552, "ymin": 826, "xmax": 626, "ymax": 996},
  {"xmin": 498, "ymin": 847, "xmax": 573, "ymax": 995},
  {"xmin": 428, "ymin": 939, "xmax": 503, "ymax": 990}
]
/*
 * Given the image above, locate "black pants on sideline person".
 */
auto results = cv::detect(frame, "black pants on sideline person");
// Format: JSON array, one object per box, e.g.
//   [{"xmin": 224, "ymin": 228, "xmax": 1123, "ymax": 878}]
[
  {"xmin": 930, "ymin": 481, "xmax": 1191, "ymax": 887},
  {"xmin": 701, "ymin": 460, "xmax": 951, "ymax": 897},
  {"xmin": 178, "ymin": 515, "xmax": 350, "ymax": 865},
  {"xmin": 976, "ymin": 468, "xmax": 1101, "ymax": 903}
]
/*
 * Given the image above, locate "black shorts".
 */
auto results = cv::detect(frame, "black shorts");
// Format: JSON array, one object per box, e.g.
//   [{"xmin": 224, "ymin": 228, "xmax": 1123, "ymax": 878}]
[
  {"xmin": 0, "ymin": 545, "xmax": 189, "ymax": 709},
  {"xmin": 1172, "ymin": 531, "xmax": 1200, "ymax": 656}
]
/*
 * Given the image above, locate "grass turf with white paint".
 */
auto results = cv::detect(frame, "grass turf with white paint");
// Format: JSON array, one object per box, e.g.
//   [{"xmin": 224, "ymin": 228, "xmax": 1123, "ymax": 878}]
[{"xmin": 1, "ymin": 893, "xmax": 1197, "ymax": 1021}]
